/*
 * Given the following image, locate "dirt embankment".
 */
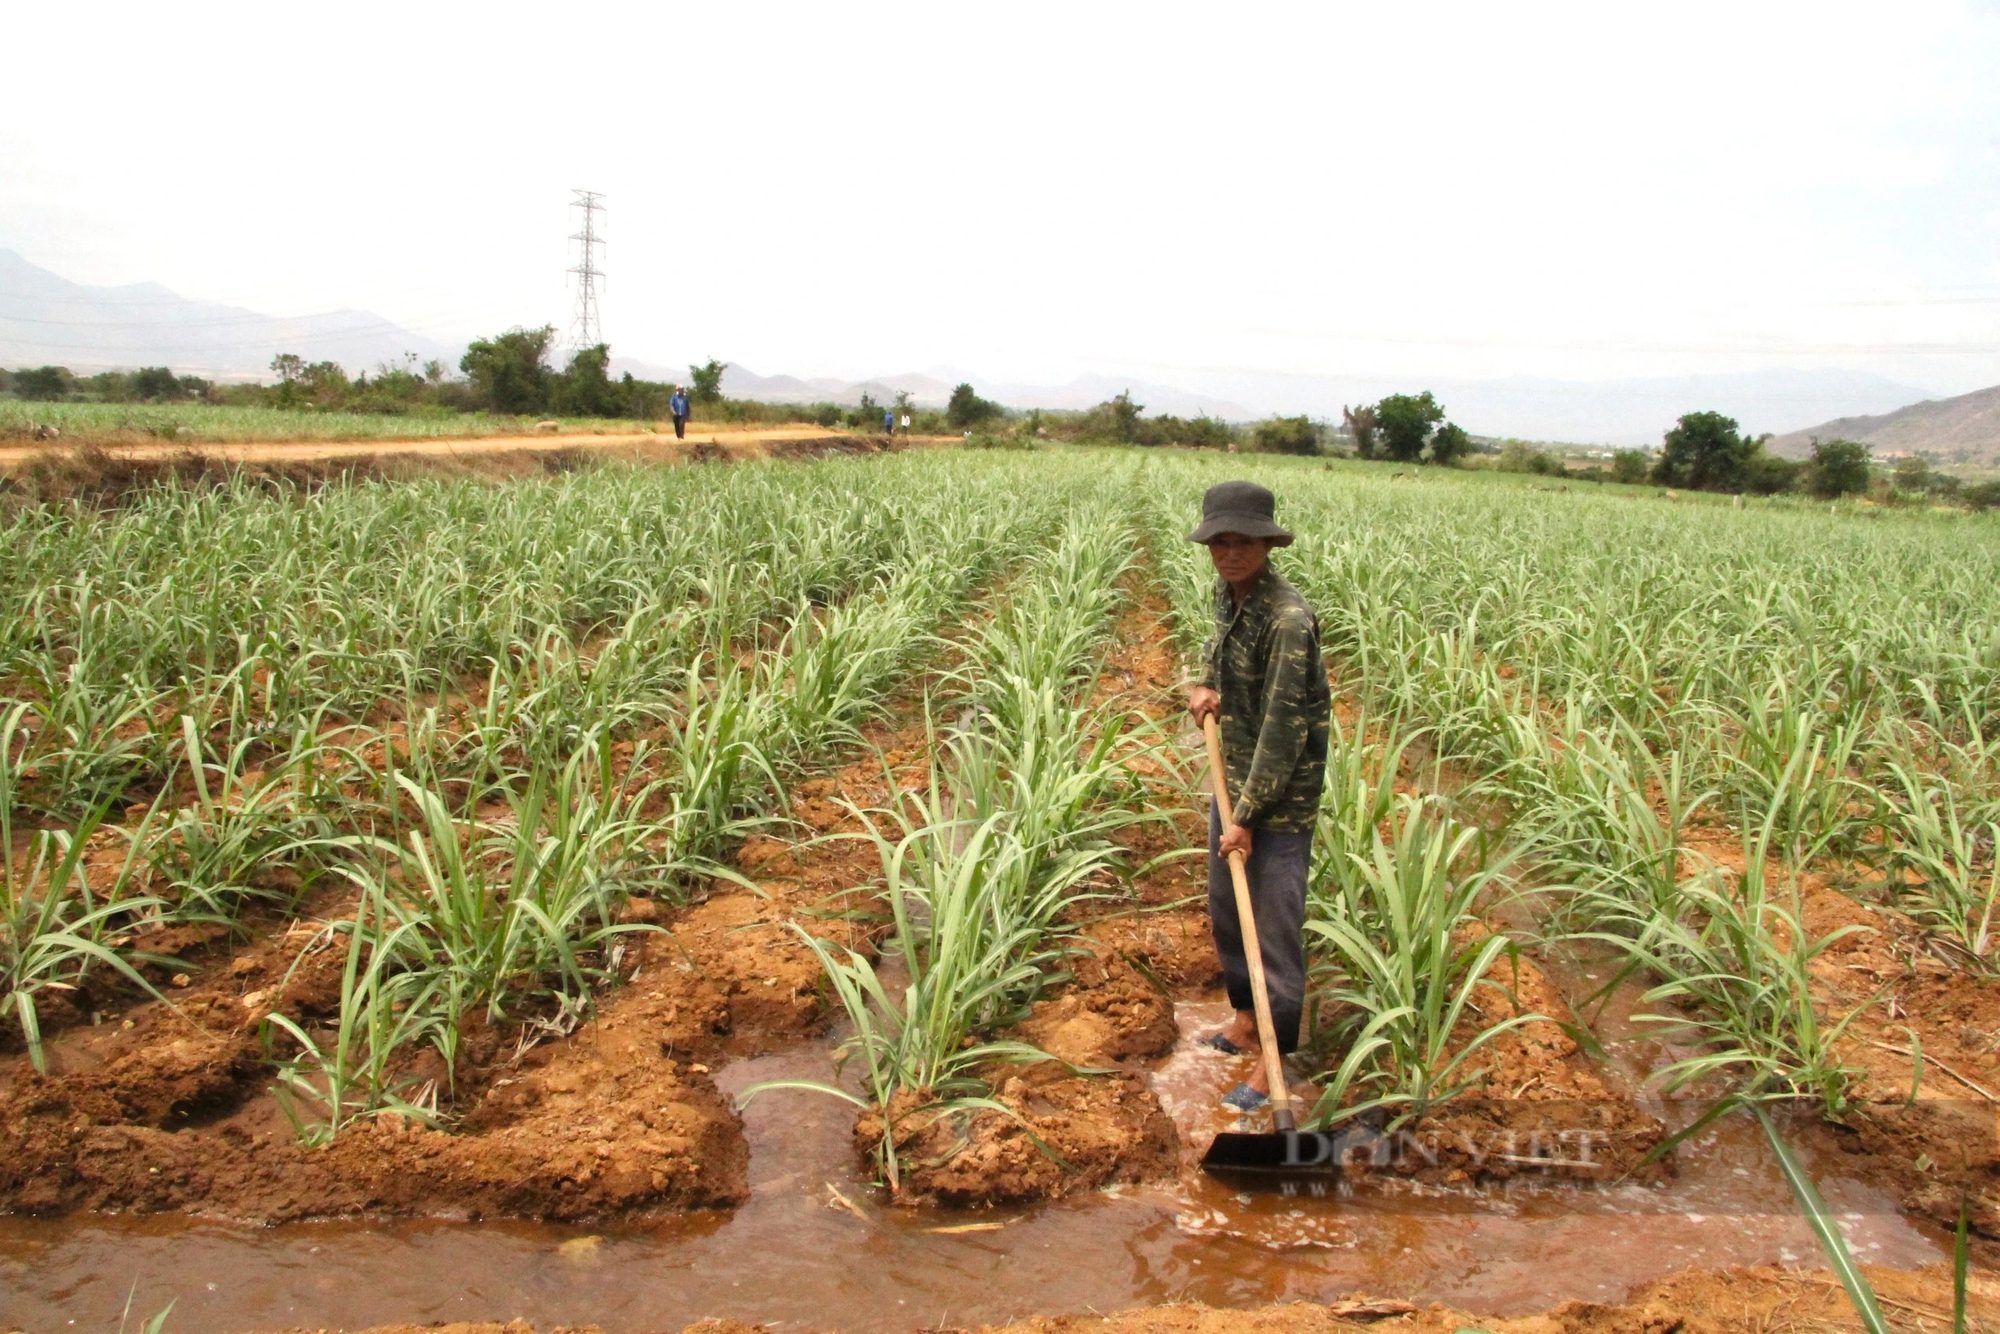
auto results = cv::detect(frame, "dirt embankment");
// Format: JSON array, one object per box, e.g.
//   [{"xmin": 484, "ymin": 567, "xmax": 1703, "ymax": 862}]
[
  {"xmin": 0, "ymin": 728, "xmax": 925, "ymax": 1223},
  {"xmin": 0, "ymin": 429, "xmax": 953, "ymax": 504},
  {"xmin": 1791, "ymin": 873, "xmax": 2000, "ymax": 1237},
  {"xmin": 0, "ymin": 425, "xmax": 949, "ymax": 471},
  {"xmin": 217, "ymin": 1261, "xmax": 2000, "ymax": 1334}
]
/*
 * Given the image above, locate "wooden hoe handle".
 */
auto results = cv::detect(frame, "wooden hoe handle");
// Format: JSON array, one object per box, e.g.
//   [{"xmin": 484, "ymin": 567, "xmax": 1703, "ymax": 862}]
[{"xmin": 1201, "ymin": 714, "xmax": 1297, "ymax": 1132}]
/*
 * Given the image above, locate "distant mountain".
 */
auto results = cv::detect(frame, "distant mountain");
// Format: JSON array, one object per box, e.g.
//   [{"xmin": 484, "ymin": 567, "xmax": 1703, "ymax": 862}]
[
  {"xmin": 1766, "ymin": 384, "xmax": 2000, "ymax": 463},
  {"xmin": 0, "ymin": 248, "xmax": 456, "ymax": 378}
]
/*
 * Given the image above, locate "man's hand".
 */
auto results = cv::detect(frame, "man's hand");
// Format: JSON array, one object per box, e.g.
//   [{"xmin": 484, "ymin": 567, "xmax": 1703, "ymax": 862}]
[
  {"xmin": 1188, "ymin": 685, "xmax": 1220, "ymax": 726},
  {"xmin": 1219, "ymin": 822, "xmax": 1253, "ymax": 861}
]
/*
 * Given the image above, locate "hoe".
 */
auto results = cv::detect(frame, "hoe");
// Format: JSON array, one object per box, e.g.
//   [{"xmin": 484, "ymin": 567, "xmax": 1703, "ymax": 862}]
[{"xmin": 1198, "ymin": 714, "xmax": 1375, "ymax": 1181}]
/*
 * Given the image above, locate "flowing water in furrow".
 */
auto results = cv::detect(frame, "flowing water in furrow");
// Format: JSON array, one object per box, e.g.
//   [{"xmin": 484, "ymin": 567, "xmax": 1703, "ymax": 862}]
[{"xmin": 0, "ymin": 1001, "xmax": 1940, "ymax": 1333}]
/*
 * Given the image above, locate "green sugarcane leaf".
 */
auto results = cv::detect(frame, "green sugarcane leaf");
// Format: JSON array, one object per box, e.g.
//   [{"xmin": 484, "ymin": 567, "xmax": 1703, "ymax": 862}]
[{"xmin": 1754, "ymin": 1105, "xmax": 1889, "ymax": 1334}]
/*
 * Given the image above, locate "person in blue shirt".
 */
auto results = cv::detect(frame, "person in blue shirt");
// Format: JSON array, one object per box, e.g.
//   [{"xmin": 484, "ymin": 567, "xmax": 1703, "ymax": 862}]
[
  {"xmin": 669, "ymin": 386, "xmax": 690, "ymax": 440},
  {"xmin": 882, "ymin": 408, "xmax": 896, "ymax": 439}
]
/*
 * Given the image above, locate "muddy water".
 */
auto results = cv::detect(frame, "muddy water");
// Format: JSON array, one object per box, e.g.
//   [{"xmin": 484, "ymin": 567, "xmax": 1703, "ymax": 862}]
[{"xmin": 0, "ymin": 1002, "xmax": 1942, "ymax": 1334}]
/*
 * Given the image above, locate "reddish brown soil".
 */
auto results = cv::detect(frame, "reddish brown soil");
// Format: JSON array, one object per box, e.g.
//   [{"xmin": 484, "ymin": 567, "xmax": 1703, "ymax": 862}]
[
  {"xmin": 994, "ymin": 1263, "xmax": 1999, "ymax": 1334},
  {"xmin": 236, "ymin": 1263, "xmax": 2000, "ymax": 1334},
  {"xmin": 1096, "ymin": 583, "xmax": 1209, "ymax": 901},
  {"xmin": 1084, "ymin": 906, "xmax": 1224, "ymax": 991},
  {"xmin": 1786, "ymin": 876, "xmax": 2000, "ymax": 1238},
  {"xmin": 1398, "ymin": 941, "xmax": 1670, "ymax": 1185},
  {"xmin": 844, "ymin": 885, "xmax": 1190, "ymax": 1206},
  {"xmin": 837, "ymin": 577, "xmax": 1204, "ymax": 1207},
  {"xmin": 0, "ymin": 925, "xmax": 747, "ymax": 1222},
  {"xmin": 1011, "ymin": 939, "xmax": 1180, "ymax": 1068},
  {"xmin": 856, "ymin": 1063, "xmax": 1180, "ymax": 1208},
  {"xmin": 0, "ymin": 730, "xmax": 929, "ymax": 1223}
]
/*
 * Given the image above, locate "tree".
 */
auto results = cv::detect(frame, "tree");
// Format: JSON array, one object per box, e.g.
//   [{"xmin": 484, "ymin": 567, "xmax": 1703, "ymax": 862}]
[
  {"xmin": 1611, "ymin": 449, "xmax": 1650, "ymax": 485},
  {"xmin": 560, "ymin": 343, "xmax": 618, "ymax": 417},
  {"xmin": 129, "ymin": 367, "xmax": 184, "ymax": 401},
  {"xmin": 1892, "ymin": 454, "xmax": 1933, "ymax": 494},
  {"xmin": 689, "ymin": 359, "xmax": 726, "ymax": 404},
  {"xmin": 1251, "ymin": 416, "xmax": 1320, "ymax": 455},
  {"xmin": 14, "ymin": 365, "xmax": 73, "ymax": 400},
  {"xmin": 1963, "ymin": 481, "xmax": 2000, "ymax": 511},
  {"xmin": 1342, "ymin": 404, "xmax": 1379, "ymax": 459},
  {"xmin": 1375, "ymin": 392, "xmax": 1445, "ymax": 463},
  {"xmin": 1803, "ymin": 438, "xmax": 1870, "ymax": 499},
  {"xmin": 1429, "ymin": 421, "xmax": 1473, "ymax": 466},
  {"xmin": 946, "ymin": 382, "xmax": 1001, "ymax": 429},
  {"xmin": 1744, "ymin": 452, "xmax": 1799, "ymax": 496},
  {"xmin": 1651, "ymin": 410, "xmax": 1761, "ymax": 492},
  {"xmin": 460, "ymin": 326, "xmax": 554, "ymax": 414}
]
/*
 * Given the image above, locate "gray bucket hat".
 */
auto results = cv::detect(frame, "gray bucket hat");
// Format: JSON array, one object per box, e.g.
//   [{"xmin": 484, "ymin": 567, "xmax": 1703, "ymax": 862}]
[{"xmin": 1187, "ymin": 479, "xmax": 1293, "ymax": 546}]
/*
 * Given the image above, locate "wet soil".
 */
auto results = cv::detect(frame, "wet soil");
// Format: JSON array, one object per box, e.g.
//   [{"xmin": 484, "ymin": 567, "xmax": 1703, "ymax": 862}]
[
  {"xmin": 175, "ymin": 1259, "xmax": 1999, "ymax": 1334},
  {"xmin": 0, "ymin": 987, "xmax": 1948, "ymax": 1332},
  {"xmin": 1792, "ymin": 875, "xmax": 2000, "ymax": 1240},
  {"xmin": 0, "ymin": 726, "xmax": 929, "ymax": 1224},
  {"xmin": 0, "ymin": 924, "xmax": 749, "ymax": 1223}
]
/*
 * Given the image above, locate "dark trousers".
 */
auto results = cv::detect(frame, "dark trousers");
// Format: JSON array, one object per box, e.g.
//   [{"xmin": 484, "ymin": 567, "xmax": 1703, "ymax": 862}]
[
  {"xmin": 1207, "ymin": 802, "xmax": 1310, "ymax": 1055},
  {"xmin": 672, "ymin": 414, "xmax": 686, "ymax": 440}
]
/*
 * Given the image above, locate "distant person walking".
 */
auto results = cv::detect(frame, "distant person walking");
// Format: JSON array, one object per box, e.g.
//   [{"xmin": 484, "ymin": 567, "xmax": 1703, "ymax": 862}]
[
  {"xmin": 669, "ymin": 385, "xmax": 690, "ymax": 441},
  {"xmin": 883, "ymin": 408, "xmax": 896, "ymax": 439}
]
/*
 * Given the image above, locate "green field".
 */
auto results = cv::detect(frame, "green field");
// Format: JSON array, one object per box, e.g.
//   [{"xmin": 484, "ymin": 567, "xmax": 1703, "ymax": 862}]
[
  {"xmin": 0, "ymin": 399, "xmax": 664, "ymax": 444},
  {"xmin": 4, "ymin": 448, "xmax": 1997, "ymax": 1305}
]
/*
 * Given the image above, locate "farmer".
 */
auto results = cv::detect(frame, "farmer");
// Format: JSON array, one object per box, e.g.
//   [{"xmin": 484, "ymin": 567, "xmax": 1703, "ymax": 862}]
[
  {"xmin": 883, "ymin": 408, "xmax": 896, "ymax": 439},
  {"xmin": 1185, "ymin": 480, "xmax": 1331, "ymax": 1114},
  {"xmin": 669, "ymin": 385, "xmax": 691, "ymax": 441}
]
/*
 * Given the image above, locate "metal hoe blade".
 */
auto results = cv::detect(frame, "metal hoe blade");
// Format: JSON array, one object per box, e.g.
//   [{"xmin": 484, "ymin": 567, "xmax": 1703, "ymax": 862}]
[{"xmin": 1199, "ymin": 1123, "xmax": 1385, "ymax": 1180}]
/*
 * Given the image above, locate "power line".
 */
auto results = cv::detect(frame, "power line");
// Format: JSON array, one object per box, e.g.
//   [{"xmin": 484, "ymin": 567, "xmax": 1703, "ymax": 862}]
[{"xmin": 568, "ymin": 189, "xmax": 605, "ymax": 352}]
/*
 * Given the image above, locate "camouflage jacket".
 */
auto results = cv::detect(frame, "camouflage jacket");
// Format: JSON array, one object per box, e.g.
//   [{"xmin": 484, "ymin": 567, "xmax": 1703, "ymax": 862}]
[{"xmin": 1199, "ymin": 565, "xmax": 1330, "ymax": 832}]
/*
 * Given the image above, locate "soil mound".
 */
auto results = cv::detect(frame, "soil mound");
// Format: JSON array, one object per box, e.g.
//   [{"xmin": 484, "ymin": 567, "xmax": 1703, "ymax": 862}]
[
  {"xmin": 0, "ymin": 945, "xmax": 748, "ymax": 1222},
  {"xmin": 857, "ymin": 1066, "xmax": 1178, "ymax": 1207}
]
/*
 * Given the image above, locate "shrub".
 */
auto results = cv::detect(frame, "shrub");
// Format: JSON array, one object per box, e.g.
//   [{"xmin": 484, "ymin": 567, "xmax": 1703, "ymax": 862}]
[
  {"xmin": 1342, "ymin": 404, "xmax": 1379, "ymax": 459},
  {"xmin": 1744, "ymin": 452, "xmax": 1800, "ymax": 496},
  {"xmin": 1652, "ymin": 411, "xmax": 1762, "ymax": 492},
  {"xmin": 1070, "ymin": 392, "xmax": 1142, "ymax": 443},
  {"xmin": 1611, "ymin": 449, "xmax": 1650, "ymax": 485},
  {"xmin": 1962, "ymin": 480, "xmax": 2000, "ymax": 511},
  {"xmin": 1891, "ymin": 455, "xmax": 1937, "ymax": 495},
  {"xmin": 946, "ymin": 383, "xmax": 1002, "ymax": 429},
  {"xmin": 689, "ymin": 359, "xmax": 726, "ymax": 404},
  {"xmin": 13, "ymin": 366, "xmax": 73, "ymax": 401},
  {"xmin": 129, "ymin": 367, "xmax": 186, "ymax": 402},
  {"xmin": 1803, "ymin": 438, "xmax": 1870, "ymax": 499},
  {"xmin": 1429, "ymin": 422, "xmax": 1473, "ymax": 466},
  {"xmin": 1251, "ymin": 415, "xmax": 1321, "ymax": 455},
  {"xmin": 459, "ymin": 327, "xmax": 554, "ymax": 414},
  {"xmin": 1499, "ymin": 441, "xmax": 1565, "ymax": 476}
]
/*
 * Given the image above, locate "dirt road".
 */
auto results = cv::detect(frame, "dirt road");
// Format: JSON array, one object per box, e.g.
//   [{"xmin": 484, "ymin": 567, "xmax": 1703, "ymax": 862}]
[{"xmin": 0, "ymin": 425, "xmax": 942, "ymax": 470}]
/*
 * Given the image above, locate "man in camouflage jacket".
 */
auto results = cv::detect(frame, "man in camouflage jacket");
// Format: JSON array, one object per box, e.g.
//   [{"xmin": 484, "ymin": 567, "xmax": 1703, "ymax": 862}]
[{"xmin": 1185, "ymin": 479, "xmax": 1330, "ymax": 1113}]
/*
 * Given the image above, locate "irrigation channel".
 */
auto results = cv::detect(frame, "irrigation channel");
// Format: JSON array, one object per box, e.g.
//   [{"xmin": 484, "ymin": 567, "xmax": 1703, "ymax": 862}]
[
  {"xmin": 3, "ymin": 448, "xmax": 1998, "ymax": 1330},
  {"xmin": 0, "ymin": 1011, "xmax": 1941, "ymax": 1333}
]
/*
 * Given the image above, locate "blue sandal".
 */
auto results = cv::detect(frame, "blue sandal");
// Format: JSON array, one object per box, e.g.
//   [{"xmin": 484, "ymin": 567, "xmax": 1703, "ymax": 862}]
[
  {"xmin": 1220, "ymin": 1082, "xmax": 1270, "ymax": 1113},
  {"xmin": 1200, "ymin": 1032, "xmax": 1249, "ymax": 1056}
]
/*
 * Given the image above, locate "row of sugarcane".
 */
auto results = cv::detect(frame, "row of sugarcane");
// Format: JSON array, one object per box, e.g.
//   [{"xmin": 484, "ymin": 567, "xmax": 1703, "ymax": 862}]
[{"xmin": 0, "ymin": 454, "xmax": 1083, "ymax": 1134}]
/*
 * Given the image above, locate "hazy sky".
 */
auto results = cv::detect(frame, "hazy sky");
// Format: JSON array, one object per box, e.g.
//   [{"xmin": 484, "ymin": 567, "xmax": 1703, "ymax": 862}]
[{"xmin": 5, "ymin": 1, "xmax": 1998, "ymax": 392}]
